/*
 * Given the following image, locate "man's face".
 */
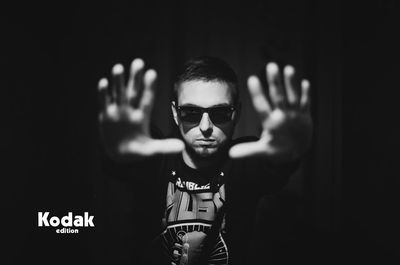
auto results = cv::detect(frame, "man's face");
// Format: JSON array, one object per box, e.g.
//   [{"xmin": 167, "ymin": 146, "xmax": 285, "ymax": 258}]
[{"xmin": 172, "ymin": 80, "xmax": 237, "ymax": 158}]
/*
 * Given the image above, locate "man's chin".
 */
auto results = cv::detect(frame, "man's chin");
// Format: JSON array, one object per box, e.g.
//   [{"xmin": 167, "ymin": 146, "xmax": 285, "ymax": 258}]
[{"xmin": 193, "ymin": 146, "xmax": 219, "ymax": 158}]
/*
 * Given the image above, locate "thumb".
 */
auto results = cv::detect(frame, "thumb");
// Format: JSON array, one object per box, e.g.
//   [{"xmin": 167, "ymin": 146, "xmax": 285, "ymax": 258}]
[
  {"xmin": 229, "ymin": 141, "xmax": 269, "ymax": 158},
  {"xmin": 122, "ymin": 138, "xmax": 185, "ymax": 156},
  {"xmin": 179, "ymin": 235, "xmax": 189, "ymax": 265},
  {"xmin": 150, "ymin": 139, "xmax": 185, "ymax": 155}
]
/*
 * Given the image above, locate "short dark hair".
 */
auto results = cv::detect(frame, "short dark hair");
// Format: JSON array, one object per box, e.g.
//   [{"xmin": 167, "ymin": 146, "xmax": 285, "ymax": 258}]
[{"xmin": 173, "ymin": 56, "xmax": 239, "ymax": 105}]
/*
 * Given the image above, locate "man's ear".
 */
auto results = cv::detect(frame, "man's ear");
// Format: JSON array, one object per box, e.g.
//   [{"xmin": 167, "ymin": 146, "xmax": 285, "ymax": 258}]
[{"xmin": 171, "ymin": 101, "xmax": 179, "ymax": 126}]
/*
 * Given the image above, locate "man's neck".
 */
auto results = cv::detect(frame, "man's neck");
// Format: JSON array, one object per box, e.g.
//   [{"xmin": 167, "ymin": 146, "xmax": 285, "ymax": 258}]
[{"xmin": 182, "ymin": 149, "xmax": 221, "ymax": 169}]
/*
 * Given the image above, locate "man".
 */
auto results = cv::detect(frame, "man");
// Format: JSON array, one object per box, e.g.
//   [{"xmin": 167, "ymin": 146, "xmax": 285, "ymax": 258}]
[{"xmin": 98, "ymin": 56, "xmax": 312, "ymax": 265}]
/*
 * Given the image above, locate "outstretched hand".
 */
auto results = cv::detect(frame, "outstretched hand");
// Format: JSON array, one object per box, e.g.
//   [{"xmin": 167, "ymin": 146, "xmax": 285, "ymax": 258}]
[
  {"xmin": 98, "ymin": 59, "xmax": 184, "ymax": 158},
  {"xmin": 229, "ymin": 63, "xmax": 313, "ymax": 162}
]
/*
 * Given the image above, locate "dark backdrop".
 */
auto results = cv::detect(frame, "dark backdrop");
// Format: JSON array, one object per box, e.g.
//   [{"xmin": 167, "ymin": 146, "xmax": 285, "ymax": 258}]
[{"xmin": 3, "ymin": 0, "xmax": 399, "ymax": 264}]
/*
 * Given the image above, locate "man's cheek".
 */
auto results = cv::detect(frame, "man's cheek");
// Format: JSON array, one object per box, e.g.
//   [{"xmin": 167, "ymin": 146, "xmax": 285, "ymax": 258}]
[{"xmin": 181, "ymin": 123, "xmax": 199, "ymax": 133}]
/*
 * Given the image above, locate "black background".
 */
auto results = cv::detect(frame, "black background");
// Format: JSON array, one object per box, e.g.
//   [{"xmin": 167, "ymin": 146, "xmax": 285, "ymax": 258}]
[{"xmin": 3, "ymin": 0, "xmax": 400, "ymax": 264}]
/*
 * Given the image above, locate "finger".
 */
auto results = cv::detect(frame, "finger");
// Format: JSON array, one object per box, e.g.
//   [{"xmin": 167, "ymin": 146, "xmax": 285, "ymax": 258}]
[
  {"xmin": 266, "ymin": 62, "xmax": 286, "ymax": 108},
  {"xmin": 179, "ymin": 254, "xmax": 188, "ymax": 265},
  {"xmin": 229, "ymin": 140, "xmax": 271, "ymax": 158},
  {"xmin": 112, "ymin": 64, "xmax": 125, "ymax": 105},
  {"xmin": 121, "ymin": 139, "xmax": 185, "ymax": 156},
  {"xmin": 98, "ymin": 78, "xmax": 109, "ymax": 114},
  {"xmin": 283, "ymin": 65, "xmax": 299, "ymax": 106},
  {"xmin": 179, "ymin": 243, "xmax": 189, "ymax": 265},
  {"xmin": 300, "ymin": 79, "xmax": 311, "ymax": 112},
  {"xmin": 174, "ymin": 243, "xmax": 183, "ymax": 248},
  {"xmin": 127, "ymin": 58, "xmax": 145, "ymax": 104},
  {"xmin": 139, "ymin": 69, "xmax": 157, "ymax": 113},
  {"xmin": 173, "ymin": 249, "xmax": 181, "ymax": 258},
  {"xmin": 182, "ymin": 234, "xmax": 188, "ymax": 244},
  {"xmin": 247, "ymin": 76, "xmax": 271, "ymax": 120}
]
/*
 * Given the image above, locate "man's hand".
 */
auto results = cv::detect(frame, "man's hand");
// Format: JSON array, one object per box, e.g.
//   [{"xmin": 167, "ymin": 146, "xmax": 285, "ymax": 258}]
[
  {"xmin": 171, "ymin": 232, "xmax": 206, "ymax": 265},
  {"xmin": 229, "ymin": 62, "xmax": 312, "ymax": 162},
  {"xmin": 98, "ymin": 58, "xmax": 184, "ymax": 158},
  {"xmin": 171, "ymin": 241, "xmax": 189, "ymax": 265}
]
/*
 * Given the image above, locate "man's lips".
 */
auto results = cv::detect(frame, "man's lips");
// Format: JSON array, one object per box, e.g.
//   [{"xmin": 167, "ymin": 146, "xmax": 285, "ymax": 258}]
[{"xmin": 195, "ymin": 139, "xmax": 216, "ymax": 145}]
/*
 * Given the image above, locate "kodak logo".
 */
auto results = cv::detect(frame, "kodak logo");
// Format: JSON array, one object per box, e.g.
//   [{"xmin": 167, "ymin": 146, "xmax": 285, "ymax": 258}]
[{"xmin": 38, "ymin": 212, "xmax": 94, "ymax": 227}]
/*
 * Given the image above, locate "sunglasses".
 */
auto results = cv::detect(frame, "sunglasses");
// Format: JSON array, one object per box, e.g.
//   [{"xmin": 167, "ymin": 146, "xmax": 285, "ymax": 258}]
[{"xmin": 176, "ymin": 105, "xmax": 236, "ymax": 125}]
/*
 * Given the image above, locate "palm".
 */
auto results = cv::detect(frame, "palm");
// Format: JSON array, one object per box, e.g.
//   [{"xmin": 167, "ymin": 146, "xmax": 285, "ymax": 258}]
[
  {"xmin": 229, "ymin": 63, "xmax": 312, "ymax": 161},
  {"xmin": 98, "ymin": 59, "xmax": 184, "ymax": 158}
]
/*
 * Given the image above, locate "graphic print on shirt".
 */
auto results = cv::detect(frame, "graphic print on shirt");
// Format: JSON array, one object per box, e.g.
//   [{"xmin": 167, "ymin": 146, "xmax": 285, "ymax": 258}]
[{"xmin": 159, "ymin": 170, "xmax": 228, "ymax": 265}]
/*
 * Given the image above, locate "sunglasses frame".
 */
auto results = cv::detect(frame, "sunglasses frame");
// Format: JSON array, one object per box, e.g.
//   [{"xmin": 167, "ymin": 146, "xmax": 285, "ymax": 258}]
[{"xmin": 175, "ymin": 105, "xmax": 236, "ymax": 125}]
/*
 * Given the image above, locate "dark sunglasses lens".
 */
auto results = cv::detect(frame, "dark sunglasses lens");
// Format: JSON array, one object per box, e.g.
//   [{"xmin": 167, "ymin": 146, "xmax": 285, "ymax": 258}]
[
  {"xmin": 180, "ymin": 107, "xmax": 203, "ymax": 123},
  {"xmin": 209, "ymin": 107, "xmax": 234, "ymax": 124},
  {"xmin": 178, "ymin": 106, "xmax": 234, "ymax": 124}
]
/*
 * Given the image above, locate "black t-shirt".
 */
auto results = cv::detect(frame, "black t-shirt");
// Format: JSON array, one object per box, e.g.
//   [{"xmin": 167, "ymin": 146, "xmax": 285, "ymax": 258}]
[{"xmin": 102, "ymin": 137, "xmax": 299, "ymax": 265}]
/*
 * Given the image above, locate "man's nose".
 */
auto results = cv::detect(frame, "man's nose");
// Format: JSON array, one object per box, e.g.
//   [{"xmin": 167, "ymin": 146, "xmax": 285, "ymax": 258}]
[{"xmin": 199, "ymin": 112, "xmax": 213, "ymax": 134}]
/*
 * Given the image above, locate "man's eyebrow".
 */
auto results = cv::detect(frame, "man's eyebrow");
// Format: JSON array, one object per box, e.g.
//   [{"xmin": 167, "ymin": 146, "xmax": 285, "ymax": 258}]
[{"xmin": 179, "ymin": 103, "xmax": 232, "ymax": 108}]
